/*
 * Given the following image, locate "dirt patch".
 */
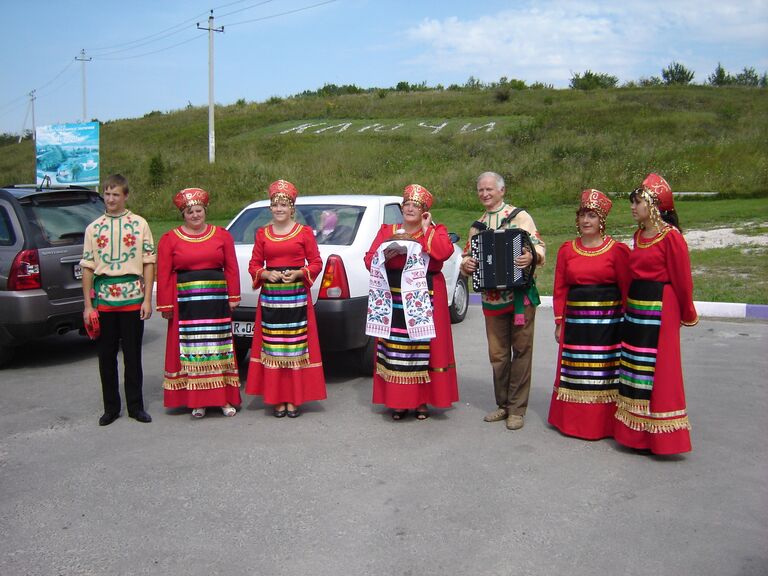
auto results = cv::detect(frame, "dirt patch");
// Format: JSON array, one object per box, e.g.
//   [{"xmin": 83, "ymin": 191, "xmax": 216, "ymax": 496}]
[{"xmin": 684, "ymin": 223, "xmax": 768, "ymax": 250}]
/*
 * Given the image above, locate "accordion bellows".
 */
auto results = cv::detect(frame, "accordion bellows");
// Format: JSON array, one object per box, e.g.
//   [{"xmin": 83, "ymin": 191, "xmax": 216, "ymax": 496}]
[{"xmin": 470, "ymin": 228, "xmax": 536, "ymax": 290}]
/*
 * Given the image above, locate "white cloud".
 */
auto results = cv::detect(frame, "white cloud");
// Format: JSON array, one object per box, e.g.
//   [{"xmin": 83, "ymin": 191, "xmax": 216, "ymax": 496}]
[{"xmin": 403, "ymin": 0, "xmax": 768, "ymax": 85}]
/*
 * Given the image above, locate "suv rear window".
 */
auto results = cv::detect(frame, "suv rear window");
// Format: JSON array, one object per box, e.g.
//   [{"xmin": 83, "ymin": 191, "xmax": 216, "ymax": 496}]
[
  {"xmin": 20, "ymin": 193, "xmax": 104, "ymax": 247},
  {"xmin": 229, "ymin": 204, "xmax": 366, "ymax": 246},
  {"xmin": 0, "ymin": 207, "xmax": 15, "ymax": 245}
]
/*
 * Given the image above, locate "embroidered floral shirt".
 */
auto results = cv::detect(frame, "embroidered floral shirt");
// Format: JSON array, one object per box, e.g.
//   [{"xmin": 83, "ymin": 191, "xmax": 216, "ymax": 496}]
[
  {"xmin": 463, "ymin": 203, "xmax": 546, "ymax": 316},
  {"xmin": 80, "ymin": 210, "xmax": 156, "ymax": 309}
]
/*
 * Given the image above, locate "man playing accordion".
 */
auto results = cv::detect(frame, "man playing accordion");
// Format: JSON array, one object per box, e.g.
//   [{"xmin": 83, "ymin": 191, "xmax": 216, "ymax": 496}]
[{"xmin": 460, "ymin": 171, "xmax": 546, "ymax": 431}]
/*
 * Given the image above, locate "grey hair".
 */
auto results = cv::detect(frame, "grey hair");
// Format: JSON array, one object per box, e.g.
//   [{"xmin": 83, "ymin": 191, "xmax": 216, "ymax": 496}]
[{"xmin": 477, "ymin": 171, "xmax": 505, "ymax": 190}]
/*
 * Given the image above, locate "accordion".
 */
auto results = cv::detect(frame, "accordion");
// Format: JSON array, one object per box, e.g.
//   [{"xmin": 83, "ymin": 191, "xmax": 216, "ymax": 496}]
[{"xmin": 470, "ymin": 228, "xmax": 536, "ymax": 291}]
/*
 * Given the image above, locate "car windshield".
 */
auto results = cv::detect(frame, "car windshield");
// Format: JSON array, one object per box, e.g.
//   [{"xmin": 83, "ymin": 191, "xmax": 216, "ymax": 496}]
[
  {"xmin": 21, "ymin": 193, "xmax": 104, "ymax": 247},
  {"xmin": 229, "ymin": 204, "xmax": 366, "ymax": 246}
]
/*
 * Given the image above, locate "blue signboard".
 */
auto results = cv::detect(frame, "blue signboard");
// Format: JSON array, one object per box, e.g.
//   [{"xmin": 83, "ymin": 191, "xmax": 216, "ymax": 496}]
[{"xmin": 35, "ymin": 122, "xmax": 100, "ymax": 187}]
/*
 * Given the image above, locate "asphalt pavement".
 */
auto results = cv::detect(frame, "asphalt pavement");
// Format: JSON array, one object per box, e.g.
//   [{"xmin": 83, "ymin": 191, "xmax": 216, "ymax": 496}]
[{"xmin": 0, "ymin": 308, "xmax": 766, "ymax": 576}]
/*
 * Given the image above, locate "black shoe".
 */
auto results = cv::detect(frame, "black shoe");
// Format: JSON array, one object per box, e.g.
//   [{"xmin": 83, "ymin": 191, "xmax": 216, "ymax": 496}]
[
  {"xmin": 273, "ymin": 408, "xmax": 287, "ymax": 418},
  {"xmin": 286, "ymin": 408, "xmax": 301, "ymax": 418},
  {"xmin": 99, "ymin": 412, "xmax": 120, "ymax": 426},
  {"xmin": 129, "ymin": 410, "xmax": 152, "ymax": 423}
]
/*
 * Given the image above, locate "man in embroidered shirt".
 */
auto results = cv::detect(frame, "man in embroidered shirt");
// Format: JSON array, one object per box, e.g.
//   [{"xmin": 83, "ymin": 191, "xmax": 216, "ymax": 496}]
[
  {"xmin": 81, "ymin": 174, "xmax": 156, "ymax": 426},
  {"xmin": 460, "ymin": 171, "xmax": 546, "ymax": 430}
]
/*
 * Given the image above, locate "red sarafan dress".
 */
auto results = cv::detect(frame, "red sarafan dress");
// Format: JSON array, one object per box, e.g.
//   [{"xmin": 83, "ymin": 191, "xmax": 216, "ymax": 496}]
[
  {"xmin": 156, "ymin": 225, "xmax": 242, "ymax": 409},
  {"xmin": 615, "ymin": 226, "xmax": 698, "ymax": 455},
  {"xmin": 548, "ymin": 237, "xmax": 631, "ymax": 439},
  {"xmin": 245, "ymin": 223, "xmax": 327, "ymax": 406},
  {"xmin": 364, "ymin": 223, "xmax": 459, "ymax": 410}
]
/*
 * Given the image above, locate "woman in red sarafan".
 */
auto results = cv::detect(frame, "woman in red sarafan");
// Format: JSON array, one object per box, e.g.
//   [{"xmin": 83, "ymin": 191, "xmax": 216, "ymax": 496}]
[
  {"xmin": 364, "ymin": 184, "xmax": 459, "ymax": 421},
  {"xmin": 548, "ymin": 189, "xmax": 631, "ymax": 440},
  {"xmin": 156, "ymin": 188, "xmax": 242, "ymax": 419},
  {"xmin": 615, "ymin": 173, "xmax": 698, "ymax": 455},
  {"xmin": 245, "ymin": 180, "xmax": 326, "ymax": 418}
]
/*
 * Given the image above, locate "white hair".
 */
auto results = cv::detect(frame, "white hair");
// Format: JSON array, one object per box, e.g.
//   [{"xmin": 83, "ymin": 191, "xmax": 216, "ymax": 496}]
[{"xmin": 477, "ymin": 171, "xmax": 505, "ymax": 190}]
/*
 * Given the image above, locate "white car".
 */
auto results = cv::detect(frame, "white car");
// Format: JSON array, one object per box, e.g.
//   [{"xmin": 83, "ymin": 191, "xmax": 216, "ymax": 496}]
[{"xmin": 226, "ymin": 195, "xmax": 469, "ymax": 372}]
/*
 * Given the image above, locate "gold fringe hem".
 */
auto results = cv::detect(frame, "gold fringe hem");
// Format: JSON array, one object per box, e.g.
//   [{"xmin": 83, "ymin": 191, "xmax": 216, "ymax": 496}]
[
  {"xmin": 376, "ymin": 364, "xmax": 430, "ymax": 385},
  {"xmin": 556, "ymin": 388, "xmax": 618, "ymax": 404},
  {"xmin": 616, "ymin": 396, "xmax": 651, "ymax": 416},
  {"xmin": 615, "ymin": 407, "xmax": 691, "ymax": 434},
  {"xmin": 178, "ymin": 359, "xmax": 238, "ymax": 375},
  {"xmin": 260, "ymin": 352, "xmax": 310, "ymax": 368},
  {"xmin": 163, "ymin": 375, "xmax": 241, "ymax": 391}
]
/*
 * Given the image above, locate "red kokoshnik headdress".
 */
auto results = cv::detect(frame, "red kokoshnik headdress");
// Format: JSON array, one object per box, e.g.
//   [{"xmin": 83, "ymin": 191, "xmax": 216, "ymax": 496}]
[
  {"xmin": 638, "ymin": 173, "xmax": 674, "ymax": 212},
  {"xmin": 173, "ymin": 188, "xmax": 210, "ymax": 212},
  {"xmin": 578, "ymin": 189, "xmax": 612, "ymax": 219},
  {"xmin": 268, "ymin": 180, "xmax": 299, "ymax": 204},
  {"xmin": 402, "ymin": 184, "xmax": 433, "ymax": 210}
]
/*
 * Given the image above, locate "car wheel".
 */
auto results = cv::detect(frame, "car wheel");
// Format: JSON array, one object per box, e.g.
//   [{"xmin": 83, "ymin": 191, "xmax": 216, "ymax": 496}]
[
  {"xmin": 449, "ymin": 276, "xmax": 469, "ymax": 324},
  {"xmin": 0, "ymin": 345, "xmax": 15, "ymax": 368},
  {"xmin": 359, "ymin": 336, "xmax": 376, "ymax": 376}
]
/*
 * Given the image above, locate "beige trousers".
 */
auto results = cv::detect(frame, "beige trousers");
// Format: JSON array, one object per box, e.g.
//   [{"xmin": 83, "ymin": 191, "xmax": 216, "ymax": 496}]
[{"xmin": 483, "ymin": 305, "xmax": 536, "ymax": 416}]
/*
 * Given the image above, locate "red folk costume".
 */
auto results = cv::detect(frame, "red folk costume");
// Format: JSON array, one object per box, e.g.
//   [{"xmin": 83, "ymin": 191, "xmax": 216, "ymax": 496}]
[
  {"xmin": 363, "ymin": 187, "xmax": 459, "ymax": 410},
  {"xmin": 245, "ymin": 181, "xmax": 327, "ymax": 406},
  {"xmin": 615, "ymin": 174, "xmax": 698, "ymax": 455},
  {"xmin": 156, "ymin": 189, "xmax": 242, "ymax": 409},
  {"xmin": 548, "ymin": 191, "xmax": 632, "ymax": 439}
]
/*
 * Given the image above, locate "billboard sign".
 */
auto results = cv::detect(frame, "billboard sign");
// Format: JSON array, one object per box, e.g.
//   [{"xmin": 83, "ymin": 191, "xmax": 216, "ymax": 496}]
[{"xmin": 36, "ymin": 122, "xmax": 100, "ymax": 187}]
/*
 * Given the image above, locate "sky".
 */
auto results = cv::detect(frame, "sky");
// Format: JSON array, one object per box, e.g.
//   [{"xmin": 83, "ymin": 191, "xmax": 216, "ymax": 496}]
[{"xmin": 1, "ymin": 0, "xmax": 767, "ymax": 135}]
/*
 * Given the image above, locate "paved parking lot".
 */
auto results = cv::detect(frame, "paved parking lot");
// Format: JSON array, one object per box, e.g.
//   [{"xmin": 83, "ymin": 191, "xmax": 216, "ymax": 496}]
[{"xmin": 1, "ymin": 308, "xmax": 766, "ymax": 576}]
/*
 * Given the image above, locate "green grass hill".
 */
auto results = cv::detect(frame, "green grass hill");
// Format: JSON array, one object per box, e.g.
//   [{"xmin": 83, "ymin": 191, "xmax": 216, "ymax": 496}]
[{"xmin": 1, "ymin": 85, "xmax": 767, "ymax": 303}]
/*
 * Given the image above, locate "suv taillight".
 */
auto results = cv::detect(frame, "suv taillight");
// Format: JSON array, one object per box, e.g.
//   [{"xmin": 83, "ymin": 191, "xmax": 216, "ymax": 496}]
[
  {"xmin": 318, "ymin": 255, "xmax": 350, "ymax": 299},
  {"xmin": 8, "ymin": 249, "xmax": 42, "ymax": 290}
]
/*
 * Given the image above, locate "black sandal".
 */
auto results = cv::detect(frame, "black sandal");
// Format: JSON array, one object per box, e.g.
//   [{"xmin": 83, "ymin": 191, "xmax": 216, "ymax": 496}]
[
  {"xmin": 392, "ymin": 410, "xmax": 407, "ymax": 420},
  {"xmin": 415, "ymin": 408, "xmax": 429, "ymax": 420}
]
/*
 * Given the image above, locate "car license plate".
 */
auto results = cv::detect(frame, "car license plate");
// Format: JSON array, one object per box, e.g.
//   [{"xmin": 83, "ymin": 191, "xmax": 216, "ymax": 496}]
[
  {"xmin": 232, "ymin": 321, "xmax": 254, "ymax": 337},
  {"xmin": 73, "ymin": 264, "xmax": 83, "ymax": 280}
]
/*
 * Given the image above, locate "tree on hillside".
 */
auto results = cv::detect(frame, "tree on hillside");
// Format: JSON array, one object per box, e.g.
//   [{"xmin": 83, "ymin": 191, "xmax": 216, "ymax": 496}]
[
  {"xmin": 735, "ymin": 67, "xmax": 760, "ymax": 86},
  {"xmin": 662, "ymin": 61, "xmax": 695, "ymax": 85},
  {"xmin": 708, "ymin": 63, "xmax": 732, "ymax": 86},
  {"xmin": 569, "ymin": 70, "xmax": 618, "ymax": 90}
]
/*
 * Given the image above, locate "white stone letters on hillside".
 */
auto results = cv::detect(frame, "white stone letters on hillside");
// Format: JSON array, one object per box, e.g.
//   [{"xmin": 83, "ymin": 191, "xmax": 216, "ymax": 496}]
[{"xmin": 279, "ymin": 121, "xmax": 497, "ymax": 135}]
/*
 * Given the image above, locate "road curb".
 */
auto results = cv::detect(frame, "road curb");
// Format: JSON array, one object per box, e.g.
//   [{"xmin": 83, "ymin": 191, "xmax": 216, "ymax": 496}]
[{"xmin": 467, "ymin": 294, "xmax": 768, "ymax": 321}]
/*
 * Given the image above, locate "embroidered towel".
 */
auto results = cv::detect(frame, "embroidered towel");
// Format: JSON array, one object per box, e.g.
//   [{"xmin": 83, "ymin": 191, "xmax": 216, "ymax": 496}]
[{"xmin": 366, "ymin": 240, "xmax": 435, "ymax": 340}]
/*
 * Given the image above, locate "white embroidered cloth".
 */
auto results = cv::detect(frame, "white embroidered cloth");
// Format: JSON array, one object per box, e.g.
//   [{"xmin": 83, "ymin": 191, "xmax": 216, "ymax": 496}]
[{"xmin": 366, "ymin": 240, "xmax": 436, "ymax": 340}]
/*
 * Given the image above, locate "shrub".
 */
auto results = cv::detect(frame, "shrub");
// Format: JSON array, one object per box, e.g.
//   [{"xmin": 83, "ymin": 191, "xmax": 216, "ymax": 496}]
[
  {"xmin": 662, "ymin": 61, "xmax": 694, "ymax": 85},
  {"xmin": 494, "ymin": 88, "xmax": 511, "ymax": 102},
  {"xmin": 235, "ymin": 98, "xmax": 247, "ymax": 107},
  {"xmin": 639, "ymin": 76, "xmax": 663, "ymax": 87},
  {"xmin": 148, "ymin": 154, "xmax": 167, "ymax": 187},
  {"xmin": 570, "ymin": 70, "xmax": 618, "ymax": 90},
  {"xmin": 464, "ymin": 76, "xmax": 483, "ymax": 90},
  {"xmin": 266, "ymin": 96, "xmax": 284, "ymax": 105}
]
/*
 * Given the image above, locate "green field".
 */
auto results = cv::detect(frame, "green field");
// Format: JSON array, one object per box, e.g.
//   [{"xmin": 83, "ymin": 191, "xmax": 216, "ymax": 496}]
[{"xmin": 2, "ymin": 85, "xmax": 766, "ymax": 304}]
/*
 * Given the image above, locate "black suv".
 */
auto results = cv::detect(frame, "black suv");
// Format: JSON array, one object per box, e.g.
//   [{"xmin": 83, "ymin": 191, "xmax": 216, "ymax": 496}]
[{"xmin": 0, "ymin": 184, "xmax": 105, "ymax": 366}]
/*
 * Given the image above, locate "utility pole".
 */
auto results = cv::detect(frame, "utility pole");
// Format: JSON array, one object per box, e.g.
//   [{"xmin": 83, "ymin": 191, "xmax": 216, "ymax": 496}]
[
  {"xmin": 76, "ymin": 49, "xmax": 92, "ymax": 122},
  {"xmin": 197, "ymin": 12, "xmax": 223, "ymax": 164},
  {"xmin": 19, "ymin": 90, "xmax": 36, "ymax": 143}
]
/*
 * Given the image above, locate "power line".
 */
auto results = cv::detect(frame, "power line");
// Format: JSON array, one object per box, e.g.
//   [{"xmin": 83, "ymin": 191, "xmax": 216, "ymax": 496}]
[
  {"xmin": 93, "ymin": 35, "xmax": 205, "ymax": 61},
  {"xmin": 217, "ymin": 0, "xmax": 278, "ymax": 19},
  {"xmin": 88, "ymin": 25, "xmax": 195, "ymax": 58},
  {"xmin": 220, "ymin": 0, "xmax": 338, "ymax": 28},
  {"xmin": 85, "ymin": 11, "xmax": 210, "ymax": 53}
]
